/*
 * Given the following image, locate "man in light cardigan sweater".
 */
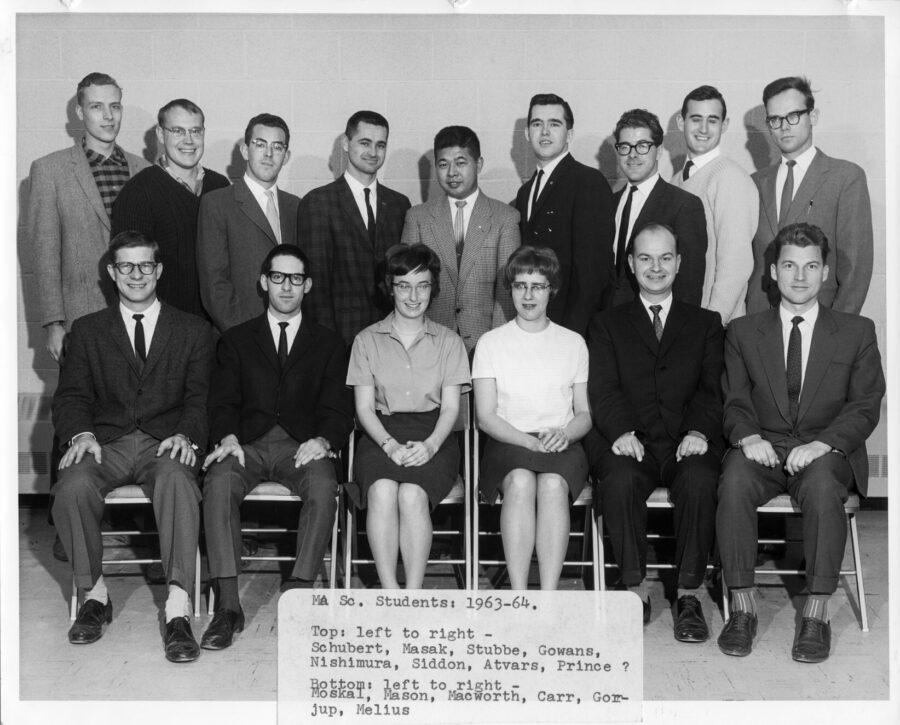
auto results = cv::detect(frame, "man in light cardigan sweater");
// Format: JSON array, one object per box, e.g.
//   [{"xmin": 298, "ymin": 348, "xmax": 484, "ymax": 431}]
[{"xmin": 672, "ymin": 85, "xmax": 758, "ymax": 325}]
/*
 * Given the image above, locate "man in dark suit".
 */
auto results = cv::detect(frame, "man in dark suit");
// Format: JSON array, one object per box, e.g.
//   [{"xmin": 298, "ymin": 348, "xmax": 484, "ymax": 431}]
[
  {"xmin": 717, "ymin": 223, "xmax": 884, "ymax": 663},
  {"xmin": 745, "ymin": 76, "xmax": 873, "ymax": 315},
  {"xmin": 588, "ymin": 223, "xmax": 723, "ymax": 639},
  {"xmin": 515, "ymin": 93, "xmax": 615, "ymax": 336},
  {"xmin": 401, "ymin": 125, "xmax": 520, "ymax": 354},
  {"xmin": 200, "ymin": 245, "xmax": 353, "ymax": 651},
  {"xmin": 299, "ymin": 110, "xmax": 411, "ymax": 346},
  {"xmin": 51, "ymin": 231, "xmax": 213, "ymax": 663},
  {"xmin": 608, "ymin": 109, "xmax": 707, "ymax": 308},
  {"xmin": 197, "ymin": 113, "xmax": 300, "ymax": 332}
]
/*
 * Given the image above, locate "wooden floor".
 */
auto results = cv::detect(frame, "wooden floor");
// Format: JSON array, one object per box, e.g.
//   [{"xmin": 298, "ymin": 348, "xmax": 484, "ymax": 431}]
[{"xmin": 17, "ymin": 503, "xmax": 890, "ymax": 703}]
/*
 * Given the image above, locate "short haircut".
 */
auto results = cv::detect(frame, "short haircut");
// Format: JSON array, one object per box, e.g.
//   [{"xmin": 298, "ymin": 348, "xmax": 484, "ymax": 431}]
[
  {"xmin": 157, "ymin": 98, "xmax": 205, "ymax": 128},
  {"xmin": 681, "ymin": 85, "xmax": 727, "ymax": 120},
  {"xmin": 614, "ymin": 108, "xmax": 664, "ymax": 147},
  {"xmin": 260, "ymin": 244, "xmax": 310, "ymax": 276},
  {"xmin": 244, "ymin": 113, "xmax": 290, "ymax": 147},
  {"xmin": 762, "ymin": 76, "xmax": 815, "ymax": 111},
  {"xmin": 345, "ymin": 110, "xmax": 390, "ymax": 139},
  {"xmin": 385, "ymin": 243, "xmax": 441, "ymax": 299},
  {"xmin": 631, "ymin": 222, "xmax": 680, "ymax": 256},
  {"xmin": 503, "ymin": 245, "xmax": 561, "ymax": 293},
  {"xmin": 433, "ymin": 125, "xmax": 481, "ymax": 161},
  {"xmin": 76, "ymin": 73, "xmax": 121, "ymax": 106},
  {"xmin": 109, "ymin": 230, "xmax": 160, "ymax": 263},
  {"xmin": 527, "ymin": 93, "xmax": 574, "ymax": 129},
  {"xmin": 772, "ymin": 222, "xmax": 829, "ymax": 265}
]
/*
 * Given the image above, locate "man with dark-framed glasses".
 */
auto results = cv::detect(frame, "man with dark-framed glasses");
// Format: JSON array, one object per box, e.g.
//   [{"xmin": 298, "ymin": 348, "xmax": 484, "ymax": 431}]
[
  {"xmin": 200, "ymin": 244, "xmax": 352, "ymax": 651},
  {"xmin": 745, "ymin": 76, "xmax": 872, "ymax": 315},
  {"xmin": 198, "ymin": 113, "xmax": 301, "ymax": 333}
]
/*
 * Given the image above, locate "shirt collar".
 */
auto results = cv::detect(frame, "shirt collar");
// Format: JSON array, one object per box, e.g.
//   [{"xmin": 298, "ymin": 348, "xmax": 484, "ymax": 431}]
[
  {"xmin": 344, "ymin": 170, "xmax": 376, "ymax": 195},
  {"xmin": 158, "ymin": 155, "xmax": 205, "ymax": 193},
  {"xmin": 535, "ymin": 150, "xmax": 569, "ymax": 176},
  {"xmin": 82, "ymin": 136, "xmax": 127, "ymax": 166},
  {"xmin": 267, "ymin": 308, "xmax": 301, "ymax": 330},
  {"xmin": 633, "ymin": 172, "xmax": 661, "ymax": 194},
  {"xmin": 119, "ymin": 298, "xmax": 161, "ymax": 324},
  {"xmin": 688, "ymin": 146, "xmax": 721, "ymax": 171},
  {"xmin": 447, "ymin": 187, "xmax": 479, "ymax": 210},
  {"xmin": 375, "ymin": 311, "xmax": 440, "ymax": 338},
  {"xmin": 638, "ymin": 291, "xmax": 673, "ymax": 319},
  {"xmin": 781, "ymin": 144, "xmax": 817, "ymax": 173},
  {"xmin": 779, "ymin": 301, "xmax": 819, "ymax": 329},
  {"xmin": 244, "ymin": 172, "xmax": 278, "ymax": 197}
]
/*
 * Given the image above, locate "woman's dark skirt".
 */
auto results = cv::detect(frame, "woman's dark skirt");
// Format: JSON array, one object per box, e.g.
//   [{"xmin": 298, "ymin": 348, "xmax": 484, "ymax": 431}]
[{"xmin": 479, "ymin": 435, "xmax": 588, "ymax": 503}]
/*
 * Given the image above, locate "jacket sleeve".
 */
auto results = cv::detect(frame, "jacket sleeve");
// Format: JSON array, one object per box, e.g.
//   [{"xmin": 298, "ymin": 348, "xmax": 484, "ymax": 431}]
[
  {"xmin": 587, "ymin": 313, "xmax": 642, "ymax": 442},
  {"xmin": 207, "ymin": 332, "xmax": 244, "ymax": 446},
  {"xmin": 672, "ymin": 193, "xmax": 708, "ymax": 306},
  {"xmin": 28, "ymin": 158, "xmax": 66, "ymax": 327},
  {"xmin": 831, "ymin": 166, "xmax": 873, "ymax": 315},
  {"xmin": 196, "ymin": 195, "xmax": 242, "ymax": 332},
  {"xmin": 51, "ymin": 317, "xmax": 97, "ymax": 446},
  {"xmin": 681, "ymin": 312, "xmax": 725, "ymax": 444},
  {"xmin": 314, "ymin": 337, "xmax": 355, "ymax": 450},
  {"xmin": 298, "ymin": 192, "xmax": 336, "ymax": 331},
  {"xmin": 492, "ymin": 206, "xmax": 521, "ymax": 327},
  {"xmin": 721, "ymin": 322, "xmax": 762, "ymax": 445},
  {"xmin": 174, "ymin": 321, "xmax": 214, "ymax": 450}
]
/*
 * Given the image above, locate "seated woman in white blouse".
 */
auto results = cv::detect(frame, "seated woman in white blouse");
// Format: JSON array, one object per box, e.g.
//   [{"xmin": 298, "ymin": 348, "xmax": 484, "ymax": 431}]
[
  {"xmin": 472, "ymin": 246, "xmax": 592, "ymax": 590},
  {"xmin": 346, "ymin": 244, "xmax": 470, "ymax": 589}
]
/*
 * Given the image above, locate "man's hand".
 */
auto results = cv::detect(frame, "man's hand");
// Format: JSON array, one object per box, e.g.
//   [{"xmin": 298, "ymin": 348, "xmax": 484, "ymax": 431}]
[
  {"xmin": 294, "ymin": 437, "xmax": 330, "ymax": 468},
  {"xmin": 45, "ymin": 323, "xmax": 66, "ymax": 364},
  {"xmin": 202, "ymin": 434, "xmax": 244, "ymax": 470},
  {"xmin": 538, "ymin": 428, "xmax": 570, "ymax": 453},
  {"xmin": 784, "ymin": 441, "xmax": 831, "ymax": 476},
  {"xmin": 676, "ymin": 432, "xmax": 708, "ymax": 461},
  {"xmin": 612, "ymin": 432, "xmax": 644, "ymax": 461},
  {"xmin": 157, "ymin": 434, "xmax": 197, "ymax": 467},
  {"xmin": 739, "ymin": 434, "xmax": 779, "ymax": 468},
  {"xmin": 59, "ymin": 434, "xmax": 101, "ymax": 469}
]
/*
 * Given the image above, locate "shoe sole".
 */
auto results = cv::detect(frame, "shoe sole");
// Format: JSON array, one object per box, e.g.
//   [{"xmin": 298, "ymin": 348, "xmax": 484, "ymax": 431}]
[
  {"xmin": 717, "ymin": 643, "xmax": 752, "ymax": 657},
  {"xmin": 675, "ymin": 631, "xmax": 710, "ymax": 643},
  {"xmin": 792, "ymin": 651, "xmax": 829, "ymax": 663}
]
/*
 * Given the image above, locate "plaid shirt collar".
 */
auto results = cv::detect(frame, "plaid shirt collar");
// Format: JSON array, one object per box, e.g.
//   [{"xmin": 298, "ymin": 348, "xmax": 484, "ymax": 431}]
[
  {"xmin": 157, "ymin": 154, "xmax": 205, "ymax": 196},
  {"xmin": 81, "ymin": 136, "xmax": 127, "ymax": 168}
]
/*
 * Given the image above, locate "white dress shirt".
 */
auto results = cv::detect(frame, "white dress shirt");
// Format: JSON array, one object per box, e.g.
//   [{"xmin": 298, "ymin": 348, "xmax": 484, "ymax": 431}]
[
  {"xmin": 775, "ymin": 144, "xmax": 817, "ymax": 211},
  {"xmin": 447, "ymin": 188, "xmax": 480, "ymax": 238},
  {"xmin": 267, "ymin": 309, "xmax": 301, "ymax": 354},
  {"xmin": 614, "ymin": 173, "xmax": 660, "ymax": 261},
  {"xmin": 780, "ymin": 302, "xmax": 818, "ymax": 388},
  {"xmin": 527, "ymin": 151, "xmax": 569, "ymax": 219},
  {"xmin": 344, "ymin": 170, "xmax": 377, "ymax": 225},
  {"xmin": 244, "ymin": 173, "xmax": 280, "ymax": 218},
  {"xmin": 119, "ymin": 298, "xmax": 161, "ymax": 355}
]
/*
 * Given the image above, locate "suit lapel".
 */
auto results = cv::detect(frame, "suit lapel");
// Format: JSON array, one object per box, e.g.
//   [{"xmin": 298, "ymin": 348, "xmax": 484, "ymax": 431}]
[
  {"xmin": 629, "ymin": 177, "xmax": 665, "ymax": 243},
  {"xmin": 787, "ymin": 150, "xmax": 827, "ymax": 225},
  {"xmin": 627, "ymin": 299, "xmax": 659, "ymax": 355},
  {"xmin": 337, "ymin": 177, "xmax": 371, "ymax": 243},
  {"xmin": 141, "ymin": 304, "xmax": 173, "ymax": 379},
  {"xmin": 531, "ymin": 153, "xmax": 573, "ymax": 220},
  {"xmin": 109, "ymin": 307, "xmax": 141, "ymax": 376},
  {"xmin": 235, "ymin": 178, "xmax": 278, "ymax": 244},
  {"xmin": 756, "ymin": 309, "xmax": 791, "ymax": 423},
  {"xmin": 458, "ymin": 194, "xmax": 492, "ymax": 286},
  {"xmin": 798, "ymin": 305, "xmax": 838, "ymax": 422},
  {"xmin": 253, "ymin": 314, "xmax": 281, "ymax": 375},
  {"xmin": 70, "ymin": 143, "xmax": 110, "ymax": 230},
  {"xmin": 658, "ymin": 300, "xmax": 687, "ymax": 358},
  {"xmin": 757, "ymin": 164, "xmax": 779, "ymax": 239},
  {"xmin": 430, "ymin": 197, "xmax": 459, "ymax": 287},
  {"xmin": 283, "ymin": 317, "xmax": 314, "ymax": 374},
  {"xmin": 276, "ymin": 188, "xmax": 298, "ymax": 243}
]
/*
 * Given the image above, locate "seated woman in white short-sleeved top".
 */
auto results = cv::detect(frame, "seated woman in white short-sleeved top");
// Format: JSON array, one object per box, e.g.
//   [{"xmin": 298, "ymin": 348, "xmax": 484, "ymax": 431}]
[{"xmin": 472, "ymin": 246, "xmax": 592, "ymax": 590}]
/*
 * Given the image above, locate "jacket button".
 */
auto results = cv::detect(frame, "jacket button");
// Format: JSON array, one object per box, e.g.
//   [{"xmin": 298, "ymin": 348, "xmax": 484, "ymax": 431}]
[{"xmin": 455, "ymin": 308, "xmax": 461, "ymax": 314}]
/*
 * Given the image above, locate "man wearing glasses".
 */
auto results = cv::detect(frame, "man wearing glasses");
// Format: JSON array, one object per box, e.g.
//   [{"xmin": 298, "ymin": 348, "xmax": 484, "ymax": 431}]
[
  {"xmin": 745, "ymin": 76, "xmax": 872, "ymax": 315},
  {"xmin": 113, "ymin": 99, "xmax": 229, "ymax": 321},
  {"xmin": 197, "ymin": 113, "xmax": 300, "ymax": 332},
  {"xmin": 200, "ymin": 245, "xmax": 352, "ymax": 650},
  {"xmin": 52, "ymin": 230, "xmax": 213, "ymax": 663},
  {"xmin": 607, "ymin": 109, "xmax": 707, "ymax": 308}
]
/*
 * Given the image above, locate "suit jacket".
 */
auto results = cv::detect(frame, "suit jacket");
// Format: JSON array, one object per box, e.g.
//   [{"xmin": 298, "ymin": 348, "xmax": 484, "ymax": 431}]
[
  {"xmin": 208, "ymin": 314, "xmax": 353, "ymax": 450},
  {"xmin": 401, "ymin": 192, "xmax": 520, "ymax": 353},
  {"xmin": 197, "ymin": 178, "xmax": 301, "ymax": 332},
  {"xmin": 298, "ymin": 176, "xmax": 411, "ymax": 346},
  {"xmin": 515, "ymin": 153, "xmax": 615, "ymax": 336},
  {"xmin": 28, "ymin": 141, "xmax": 148, "ymax": 328},
  {"xmin": 587, "ymin": 298, "xmax": 724, "ymax": 456},
  {"xmin": 745, "ymin": 149, "xmax": 873, "ymax": 315},
  {"xmin": 722, "ymin": 305, "xmax": 884, "ymax": 495},
  {"xmin": 609, "ymin": 177, "xmax": 708, "ymax": 308},
  {"xmin": 52, "ymin": 304, "xmax": 213, "ymax": 450}
]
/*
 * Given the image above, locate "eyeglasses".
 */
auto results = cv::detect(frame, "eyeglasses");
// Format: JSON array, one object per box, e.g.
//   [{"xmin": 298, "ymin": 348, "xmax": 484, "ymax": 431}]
[
  {"xmin": 392, "ymin": 282, "xmax": 432, "ymax": 295},
  {"xmin": 248, "ymin": 138, "xmax": 288, "ymax": 154},
  {"xmin": 111, "ymin": 261, "xmax": 158, "ymax": 275},
  {"xmin": 162, "ymin": 126, "xmax": 205, "ymax": 139},
  {"xmin": 614, "ymin": 140, "xmax": 656, "ymax": 156},
  {"xmin": 510, "ymin": 282, "xmax": 551, "ymax": 294},
  {"xmin": 266, "ymin": 271, "xmax": 307, "ymax": 286},
  {"xmin": 764, "ymin": 109, "xmax": 811, "ymax": 130}
]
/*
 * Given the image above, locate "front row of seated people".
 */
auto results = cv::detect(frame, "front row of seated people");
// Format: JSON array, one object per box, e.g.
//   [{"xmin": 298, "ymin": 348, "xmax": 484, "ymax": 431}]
[{"xmin": 53, "ymin": 222, "xmax": 883, "ymax": 667}]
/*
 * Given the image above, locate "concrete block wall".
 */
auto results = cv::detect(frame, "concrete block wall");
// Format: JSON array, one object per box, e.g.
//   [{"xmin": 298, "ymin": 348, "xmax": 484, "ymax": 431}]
[{"xmin": 15, "ymin": 12, "xmax": 887, "ymax": 494}]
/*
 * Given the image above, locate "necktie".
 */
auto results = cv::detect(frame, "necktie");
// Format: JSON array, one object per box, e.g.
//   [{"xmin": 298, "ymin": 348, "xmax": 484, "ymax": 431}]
[
  {"xmin": 277, "ymin": 321, "xmax": 289, "ymax": 368},
  {"xmin": 778, "ymin": 160, "xmax": 796, "ymax": 226},
  {"xmin": 454, "ymin": 200, "xmax": 467, "ymax": 268},
  {"xmin": 616, "ymin": 185, "xmax": 637, "ymax": 275},
  {"xmin": 682, "ymin": 160, "xmax": 694, "ymax": 181},
  {"xmin": 786, "ymin": 315, "xmax": 803, "ymax": 423},
  {"xmin": 133, "ymin": 314, "xmax": 147, "ymax": 363},
  {"xmin": 529, "ymin": 169, "xmax": 544, "ymax": 221},
  {"xmin": 364, "ymin": 187, "xmax": 376, "ymax": 247},
  {"xmin": 265, "ymin": 189, "xmax": 282, "ymax": 243},
  {"xmin": 650, "ymin": 305, "xmax": 663, "ymax": 341}
]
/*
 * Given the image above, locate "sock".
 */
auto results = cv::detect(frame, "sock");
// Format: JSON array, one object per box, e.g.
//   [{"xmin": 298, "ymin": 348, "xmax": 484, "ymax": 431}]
[
  {"xmin": 215, "ymin": 576, "xmax": 241, "ymax": 612},
  {"xmin": 85, "ymin": 575, "xmax": 108, "ymax": 604},
  {"xmin": 730, "ymin": 587, "xmax": 756, "ymax": 615},
  {"xmin": 164, "ymin": 583, "xmax": 191, "ymax": 622},
  {"xmin": 676, "ymin": 587, "xmax": 697, "ymax": 601},
  {"xmin": 627, "ymin": 581, "xmax": 649, "ymax": 602},
  {"xmin": 803, "ymin": 594, "xmax": 829, "ymax": 622}
]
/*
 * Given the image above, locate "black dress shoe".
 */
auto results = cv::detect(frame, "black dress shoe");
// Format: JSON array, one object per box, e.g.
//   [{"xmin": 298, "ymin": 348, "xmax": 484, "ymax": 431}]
[
  {"xmin": 674, "ymin": 595, "xmax": 709, "ymax": 643},
  {"xmin": 201, "ymin": 608, "xmax": 245, "ymax": 651},
  {"xmin": 791, "ymin": 617, "xmax": 831, "ymax": 663},
  {"xmin": 164, "ymin": 616, "xmax": 200, "ymax": 663},
  {"xmin": 68, "ymin": 598, "xmax": 113, "ymax": 644},
  {"xmin": 717, "ymin": 611, "xmax": 758, "ymax": 657},
  {"xmin": 642, "ymin": 597, "xmax": 651, "ymax": 625}
]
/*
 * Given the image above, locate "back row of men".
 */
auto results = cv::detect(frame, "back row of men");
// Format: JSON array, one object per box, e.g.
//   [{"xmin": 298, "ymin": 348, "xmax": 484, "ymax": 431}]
[{"xmin": 30, "ymin": 72, "xmax": 873, "ymax": 361}]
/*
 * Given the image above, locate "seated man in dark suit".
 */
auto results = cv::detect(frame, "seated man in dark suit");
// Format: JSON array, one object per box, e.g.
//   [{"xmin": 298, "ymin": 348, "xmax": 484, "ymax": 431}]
[
  {"xmin": 588, "ymin": 223, "xmax": 723, "ymax": 639},
  {"xmin": 717, "ymin": 222, "xmax": 884, "ymax": 663},
  {"xmin": 200, "ymin": 244, "xmax": 353, "ymax": 651},
  {"xmin": 52, "ymin": 230, "xmax": 213, "ymax": 663}
]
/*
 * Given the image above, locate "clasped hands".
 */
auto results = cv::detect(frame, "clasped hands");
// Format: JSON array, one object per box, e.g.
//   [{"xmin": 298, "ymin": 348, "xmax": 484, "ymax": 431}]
[
  {"xmin": 384, "ymin": 439, "xmax": 437, "ymax": 467},
  {"xmin": 525, "ymin": 428, "xmax": 570, "ymax": 454},
  {"xmin": 739, "ymin": 434, "xmax": 831, "ymax": 475}
]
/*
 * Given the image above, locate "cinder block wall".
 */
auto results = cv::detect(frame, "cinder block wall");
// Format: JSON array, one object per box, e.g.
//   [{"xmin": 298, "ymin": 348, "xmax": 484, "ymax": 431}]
[{"xmin": 15, "ymin": 13, "xmax": 887, "ymax": 494}]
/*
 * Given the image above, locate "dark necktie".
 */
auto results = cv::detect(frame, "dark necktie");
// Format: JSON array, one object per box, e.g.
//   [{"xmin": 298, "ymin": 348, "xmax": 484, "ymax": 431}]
[
  {"xmin": 779, "ymin": 159, "xmax": 796, "ymax": 226},
  {"xmin": 454, "ymin": 200, "xmax": 467, "ymax": 268},
  {"xmin": 364, "ymin": 187, "xmax": 376, "ymax": 247},
  {"xmin": 616, "ymin": 185, "xmax": 637, "ymax": 276},
  {"xmin": 277, "ymin": 321, "xmax": 289, "ymax": 368},
  {"xmin": 650, "ymin": 305, "xmax": 663, "ymax": 341},
  {"xmin": 682, "ymin": 160, "xmax": 694, "ymax": 181},
  {"xmin": 133, "ymin": 314, "xmax": 146, "ymax": 363},
  {"xmin": 786, "ymin": 315, "xmax": 803, "ymax": 423},
  {"xmin": 529, "ymin": 169, "xmax": 544, "ymax": 220}
]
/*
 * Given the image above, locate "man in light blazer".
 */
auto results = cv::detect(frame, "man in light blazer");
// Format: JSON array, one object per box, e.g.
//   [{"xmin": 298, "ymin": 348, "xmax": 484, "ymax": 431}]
[
  {"xmin": 745, "ymin": 76, "xmax": 873, "ymax": 315},
  {"xmin": 28, "ymin": 72, "xmax": 148, "ymax": 363},
  {"xmin": 299, "ymin": 110, "xmax": 411, "ymax": 346},
  {"xmin": 717, "ymin": 223, "xmax": 884, "ymax": 663},
  {"xmin": 197, "ymin": 113, "xmax": 300, "ymax": 333},
  {"xmin": 401, "ymin": 125, "xmax": 520, "ymax": 354},
  {"xmin": 52, "ymin": 231, "xmax": 213, "ymax": 663}
]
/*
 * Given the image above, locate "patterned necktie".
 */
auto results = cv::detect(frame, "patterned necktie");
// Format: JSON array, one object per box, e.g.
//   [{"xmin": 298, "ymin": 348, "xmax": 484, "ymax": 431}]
[
  {"xmin": 133, "ymin": 314, "xmax": 147, "ymax": 363},
  {"xmin": 786, "ymin": 315, "xmax": 803, "ymax": 422},
  {"xmin": 364, "ymin": 187, "xmax": 376, "ymax": 247},
  {"xmin": 778, "ymin": 160, "xmax": 796, "ymax": 226},
  {"xmin": 682, "ymin": 160, "xmax": 694, "ymax": 181},
  {"xmin": 454, "ymin": 200, "xmax": 467, "ymax": 268},
  {"xmin": 650, "ymin": 305, "xmax": 663, "ymax": 341},
  {"xmin": 616, "ymin": 185, "xmax": 637, "ymax": 275},
  {"xmin": 265, "ymin": 189, "xmax": 282, "ymax": 243},
  {"xmin": 529, "ymin": 169, "xmax": 544, "ymax": 220},
  {"xmin": 277, "ymin": 321, "xmax": 289, "ymax": 368}
]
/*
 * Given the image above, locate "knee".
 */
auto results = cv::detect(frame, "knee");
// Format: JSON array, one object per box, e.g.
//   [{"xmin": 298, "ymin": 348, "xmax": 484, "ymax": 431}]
[
  {"xmin": 397, "ymin": 483, "xmax": 429, "ymax": 515},
  {"xmin": 367, "ymin": 479, "xmax": 398, "ymax": 511},
  {"xmin": 537, "ymin": 474, "xmax": 568, "ymax": 500},
  {"xmin": 53, "ymin": 466, "xmax": 102, "ymax": 508},
  {"xmin": 152, "ymin": 460, "xmax": 200, "ymax": 499},
  {"xmin": 502, "ymin": 470, "xmax": 536, "ymax": 502},
  {"xmin": 797, "ymin": 474, "xmax": 847, "ymax": 514}
]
